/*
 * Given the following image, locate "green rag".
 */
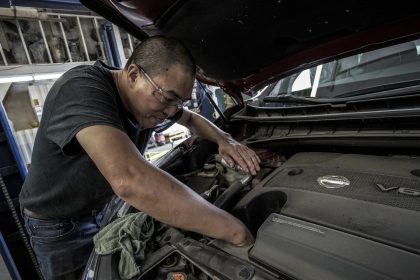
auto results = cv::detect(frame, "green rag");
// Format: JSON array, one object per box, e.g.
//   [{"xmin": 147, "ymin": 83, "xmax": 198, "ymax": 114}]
[{"xmin": 93, "ymin": 212, "xmax": 154, "ymax": 280}]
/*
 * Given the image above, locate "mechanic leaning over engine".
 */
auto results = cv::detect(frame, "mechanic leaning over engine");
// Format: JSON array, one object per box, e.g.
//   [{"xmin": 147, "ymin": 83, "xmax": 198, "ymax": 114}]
[{"xmin": 18, "ymin": 35, "xmax": 260, "ymax": 280}]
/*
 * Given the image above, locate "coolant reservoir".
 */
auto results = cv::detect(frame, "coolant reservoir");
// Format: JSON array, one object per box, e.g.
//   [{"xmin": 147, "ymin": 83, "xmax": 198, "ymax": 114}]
[{"xmin": 215, "ymin": 154, "xmax": 248, "ymax": 186}]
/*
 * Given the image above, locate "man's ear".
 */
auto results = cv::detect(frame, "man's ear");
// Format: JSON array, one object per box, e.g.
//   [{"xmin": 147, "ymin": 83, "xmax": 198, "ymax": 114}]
[{"xmin": 126, "ymin": 64, "xmax": 139, "ymax": 87}]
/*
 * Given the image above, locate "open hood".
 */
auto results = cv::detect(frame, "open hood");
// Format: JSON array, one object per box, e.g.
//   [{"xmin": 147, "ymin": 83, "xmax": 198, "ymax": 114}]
[
  {"xmin": 81, "ymin": 0, "xmax": 420, "ymax": 94},
  {"xmin": 74, "ymin": 3, "xmax": 420, "ymax": 280}
]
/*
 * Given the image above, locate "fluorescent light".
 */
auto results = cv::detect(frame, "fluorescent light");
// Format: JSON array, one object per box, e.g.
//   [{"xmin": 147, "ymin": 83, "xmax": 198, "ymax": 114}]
[
  {"xmin": 0, "ymin": 76, "xmax": 33, "ymax": 84},
  {"xmin": 34, "ymin": 73, "xmax": 63, "ymax": 81},
  {"xmin": 0, "ymin": 73, "xmax": 63, "ymax": 84}
]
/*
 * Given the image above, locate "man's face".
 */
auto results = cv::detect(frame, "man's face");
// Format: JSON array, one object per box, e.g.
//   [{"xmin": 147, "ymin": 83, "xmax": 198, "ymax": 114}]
[{"xmin": 128, "ymin": 64, "xmax": 194, "ymax": 128}]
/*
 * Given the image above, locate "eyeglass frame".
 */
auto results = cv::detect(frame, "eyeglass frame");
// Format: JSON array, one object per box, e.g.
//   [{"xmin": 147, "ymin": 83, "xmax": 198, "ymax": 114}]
[{"xmin": 136, "ymin": 65, "xmax": 184, "ymax": 111}]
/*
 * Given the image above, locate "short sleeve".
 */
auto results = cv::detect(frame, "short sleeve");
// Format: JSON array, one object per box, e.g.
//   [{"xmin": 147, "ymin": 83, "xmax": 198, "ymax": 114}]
[{"xmin": 45, "ymin": 77, "xmax": 124, "ymax": 154}]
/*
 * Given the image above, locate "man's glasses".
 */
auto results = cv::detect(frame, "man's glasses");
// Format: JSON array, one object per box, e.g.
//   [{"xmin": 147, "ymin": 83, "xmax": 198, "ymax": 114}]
[{"xmin": 137, "ymin": 65, "xmax": 184, "ymax": 110}]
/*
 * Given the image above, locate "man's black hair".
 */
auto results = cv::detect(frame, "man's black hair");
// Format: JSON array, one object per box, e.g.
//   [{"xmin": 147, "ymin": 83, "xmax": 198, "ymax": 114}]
[{"xmin": 125, "ymin": 35, "xmax": 196, "ymax": 78}]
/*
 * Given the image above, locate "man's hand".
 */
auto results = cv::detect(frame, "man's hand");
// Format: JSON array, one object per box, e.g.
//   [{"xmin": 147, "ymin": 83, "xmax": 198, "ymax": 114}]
[
  {"xmin": 178, "ymin": 110, "xmax": 261, "ymax": 175},
  {"xmin": 230, "ymin": 224, "xmax": 255, "ymax": 247},
  {"xmin": 218, "ymin": 136, "xmax": 261, "ymax": 175}
]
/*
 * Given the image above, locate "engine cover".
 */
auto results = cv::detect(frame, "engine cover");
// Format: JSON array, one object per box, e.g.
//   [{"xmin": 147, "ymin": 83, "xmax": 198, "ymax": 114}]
[
  {"xmin": 266, "ymin": 152, "xmax": 420, "ymax": 211},
  {"xmin": 233, "ymin": 152, "xmax": 420, "ymax": 279},
  {"xmin": 250, "ymin": 213, "xmax": 420, "ymax": 280}
]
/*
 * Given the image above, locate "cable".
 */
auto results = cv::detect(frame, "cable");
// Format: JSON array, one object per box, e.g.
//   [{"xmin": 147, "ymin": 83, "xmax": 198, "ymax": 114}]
[{"xmin": 0, "ymin": 174, "xmax": 44, "ymax": 280}]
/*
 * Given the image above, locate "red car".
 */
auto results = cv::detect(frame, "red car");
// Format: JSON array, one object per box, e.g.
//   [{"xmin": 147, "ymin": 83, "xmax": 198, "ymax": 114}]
[
  {"xmin": 154, "ymin": 132, "xmax": 166, "ymax": 146},
  {"xmin": 72, "ymin": 1, "xmax": 420, "ymax": 279}
]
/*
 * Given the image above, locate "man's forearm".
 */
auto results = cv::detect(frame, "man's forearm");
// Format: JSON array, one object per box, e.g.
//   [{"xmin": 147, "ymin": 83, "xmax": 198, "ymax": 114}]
[
  {"xmin": 77, "ymin": 125, "xmax": 249, "ymax": 244},
  {"xmin": 118, "ymin": 160, "xmax": 250, "ymax": 244}
]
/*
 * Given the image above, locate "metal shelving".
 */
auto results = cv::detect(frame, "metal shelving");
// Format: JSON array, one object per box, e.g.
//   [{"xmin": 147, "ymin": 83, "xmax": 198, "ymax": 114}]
[{"xmin": 0, "ymin": 11, "xmax": 109, "ymax": 66}]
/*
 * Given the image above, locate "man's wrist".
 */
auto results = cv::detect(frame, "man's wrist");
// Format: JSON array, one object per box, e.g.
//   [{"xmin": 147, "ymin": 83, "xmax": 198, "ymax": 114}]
[
  {"xmin": 216, "ymin": 131, "xmax": 232, "ymax": 146},
  {"xmin": 223, "ymin": 217, "xmax": 254, "ymax": 246}
]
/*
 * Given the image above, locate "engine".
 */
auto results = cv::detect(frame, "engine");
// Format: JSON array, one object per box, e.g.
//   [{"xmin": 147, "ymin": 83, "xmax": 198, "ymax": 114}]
[{"xmin": 99, "ymin": 145, "xmax": 420, "ymax": 280}]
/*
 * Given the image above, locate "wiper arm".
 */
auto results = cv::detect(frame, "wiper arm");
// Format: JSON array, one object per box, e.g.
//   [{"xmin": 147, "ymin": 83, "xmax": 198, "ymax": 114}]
[
  {"xmin": 335, "ymin": 80, "xmax": 420, "ymax": 98},
  {"xmin": 263, "ymin": 94, "xmax": 332, "ymax": 104},
  {"xmin": 262, "ymin": 83, "xmax": 420, "ymax": 105}
]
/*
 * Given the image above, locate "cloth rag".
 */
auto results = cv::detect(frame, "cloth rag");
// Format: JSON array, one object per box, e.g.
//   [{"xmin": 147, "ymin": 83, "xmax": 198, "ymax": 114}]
[{"xmin": 93, "ymin": 212, "xmax": 154, "ymax": 279}]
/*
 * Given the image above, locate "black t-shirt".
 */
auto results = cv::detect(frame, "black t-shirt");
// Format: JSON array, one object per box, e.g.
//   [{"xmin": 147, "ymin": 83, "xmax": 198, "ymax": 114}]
[{"xmin": 19, "ymin": 61, "xmax": 182, "ymax": 218}]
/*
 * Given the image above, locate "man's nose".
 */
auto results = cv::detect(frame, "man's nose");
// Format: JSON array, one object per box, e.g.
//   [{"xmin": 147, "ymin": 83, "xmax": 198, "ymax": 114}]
[{"xmin": 162, "ymin": 105, "xmax": 177, "ymax": 118}]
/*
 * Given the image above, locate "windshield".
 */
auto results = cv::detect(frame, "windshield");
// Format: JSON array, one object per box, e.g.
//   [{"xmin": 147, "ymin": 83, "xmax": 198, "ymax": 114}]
[{"xmin": 264, "ymin": 38, "xmax": 420, "ymax": 99}]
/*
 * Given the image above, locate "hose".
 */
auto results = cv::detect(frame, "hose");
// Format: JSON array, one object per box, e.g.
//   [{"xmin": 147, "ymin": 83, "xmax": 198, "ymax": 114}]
[
  {"xmin": 213, "ymin": 174, "xmax": 252, "ymax": 210},
  {"xmin": 0, "ymin": 174, "xmax": 44, "ymax": 280}
]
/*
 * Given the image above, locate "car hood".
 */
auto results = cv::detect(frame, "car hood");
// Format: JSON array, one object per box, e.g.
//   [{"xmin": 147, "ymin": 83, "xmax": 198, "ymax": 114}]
[{"xmin": 81, "ymin": 0, "xmax": 420, "ymax": 95}]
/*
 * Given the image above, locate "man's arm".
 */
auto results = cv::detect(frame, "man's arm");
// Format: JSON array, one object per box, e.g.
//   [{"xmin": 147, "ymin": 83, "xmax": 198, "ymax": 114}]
[
  {"xmin": 76, "ymin": 125, "xmax": 254, "ymax": 246},
  {"xmin": 178, "ymin": 109, "xmax": 261, "ymax": 175}
]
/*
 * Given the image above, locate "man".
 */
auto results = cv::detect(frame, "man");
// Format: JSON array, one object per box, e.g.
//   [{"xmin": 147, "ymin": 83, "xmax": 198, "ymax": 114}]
[{"xmin": 19, "ymin": 36, "xmax": 260, "ymax": 279}]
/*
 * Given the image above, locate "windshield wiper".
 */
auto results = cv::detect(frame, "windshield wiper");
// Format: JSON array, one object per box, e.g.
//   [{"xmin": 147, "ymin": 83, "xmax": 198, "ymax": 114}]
[
  {"xmin": 334, "ymin": 80, "xmax": 420, "ymax": 98},
  {"xmin": 263, "ymin": 94, "xmax": 335, "ymax": 104},
  {"xmin": 262, "ymin": 82, "xmax": 420, "ymax": 105}
]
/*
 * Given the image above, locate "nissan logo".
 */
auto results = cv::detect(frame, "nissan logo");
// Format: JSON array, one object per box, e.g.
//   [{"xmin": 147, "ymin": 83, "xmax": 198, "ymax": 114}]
[{"xmin": 317, "ymin": 175, "xmax": 350, "ymax": 189}]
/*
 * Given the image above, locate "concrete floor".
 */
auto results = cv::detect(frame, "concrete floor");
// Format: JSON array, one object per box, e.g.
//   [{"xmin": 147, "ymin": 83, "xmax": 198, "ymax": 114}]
[{"xmin": 0, "ymin": 254, "xmax": 13, "ymax": 280}]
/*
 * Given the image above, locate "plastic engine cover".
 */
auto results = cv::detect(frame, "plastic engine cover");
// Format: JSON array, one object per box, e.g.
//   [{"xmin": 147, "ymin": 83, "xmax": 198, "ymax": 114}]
[{"xmin": 249, "ymin": 214, "xmax": 420, "ymax": 280}]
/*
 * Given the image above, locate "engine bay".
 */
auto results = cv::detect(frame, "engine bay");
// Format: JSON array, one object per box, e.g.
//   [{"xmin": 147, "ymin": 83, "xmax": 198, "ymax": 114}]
[{"xmin": 93, "ymin": 137, "xmax": 420, "ymax": 280}]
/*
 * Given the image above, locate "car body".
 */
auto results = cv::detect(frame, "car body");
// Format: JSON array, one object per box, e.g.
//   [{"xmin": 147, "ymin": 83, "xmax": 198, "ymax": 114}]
[
  {"xmin": 79, "ymin": 1, "xmax": 420, "ymax": 279},
  {"xmin": 160, "ymin": 123, "xmax": 190, "ymax": 144},
  {"xmin": 153, "ymin": 132, "xmax": 165, "ymax": 146}
]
